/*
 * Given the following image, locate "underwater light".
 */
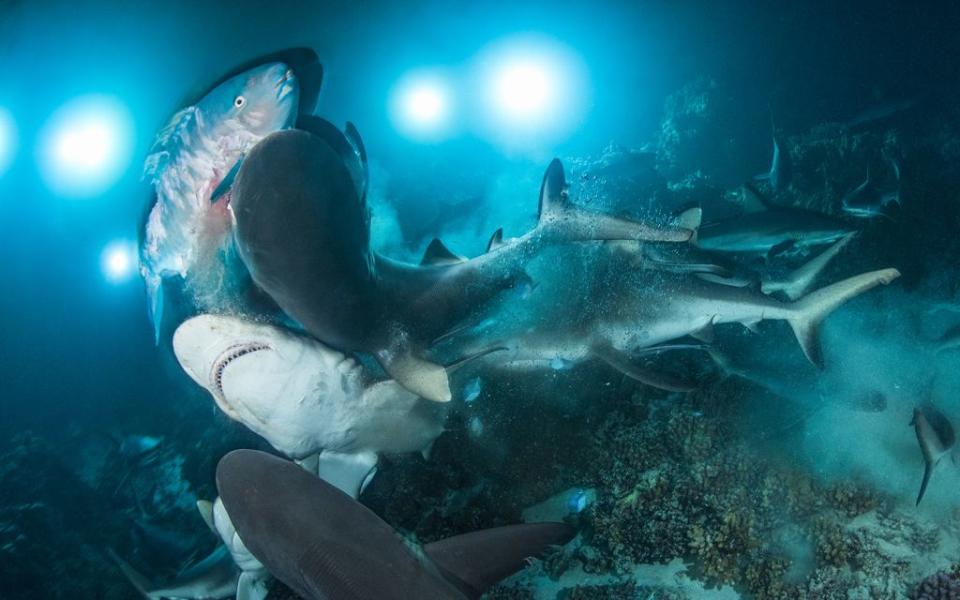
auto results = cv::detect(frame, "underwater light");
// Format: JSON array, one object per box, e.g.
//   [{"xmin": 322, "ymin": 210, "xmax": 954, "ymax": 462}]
[
  {"xmin": 0, "ymin": 107, "xmax": 16, "ymax": 178},
  {"xmin": 475, "ymin": 35, "xmax": 589, "ymax": 148},
  {"xmin": 390, "ymin": 72, "xmax": 452, "ymax": 140},
  {"xmin": 39, "ymin": 95, "xmax": 133, "ymax": 197},
  {"xmin": 101, "ymin": 239, "xmax": 137, "ymax": 284},
  {"xmin": 492, "ymin": 59, "xmax": 556, "ymax": 120}
]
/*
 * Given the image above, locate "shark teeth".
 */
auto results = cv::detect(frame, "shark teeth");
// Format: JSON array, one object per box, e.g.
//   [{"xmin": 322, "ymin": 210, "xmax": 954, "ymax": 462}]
[{"xmin": 210, "ymin": 342, "xmax": 271, "ymax": 403}]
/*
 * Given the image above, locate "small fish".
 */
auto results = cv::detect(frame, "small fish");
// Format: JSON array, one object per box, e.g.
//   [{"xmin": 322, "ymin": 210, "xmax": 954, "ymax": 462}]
[
  {"xmin": 140, "ymin": 60, "xmax": 301, "ymax": 342},
  {"xmin": 463, "ymin": 377, "xmax": 482, "ymax": 404},
  {"xmin": 468, "ymin": 416, "xmax": 485, "ymax": 438},
  {"xmin": 911, "ymin": 404, "xmax": 956, "ymax": 506}
]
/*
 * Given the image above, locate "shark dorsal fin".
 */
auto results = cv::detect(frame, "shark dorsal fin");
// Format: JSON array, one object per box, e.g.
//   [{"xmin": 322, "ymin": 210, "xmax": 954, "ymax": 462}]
[
  {"xmin": 537, "ymin": 158, "xmax": 569, "ymax": 220},
  {"xmin": 486, "ymin": 228, "xmax": 504, "ymax": 253},
  {"xmin": 741, "ymin": 183, "xmax": 772, "ymax": 213},
  {"xmin": 423, "ymin": 523, "xmax": 575, "ymax": 599},
  {"xmin": 420, "ymin": 238, "xmax": 465, "ymax": 266}
]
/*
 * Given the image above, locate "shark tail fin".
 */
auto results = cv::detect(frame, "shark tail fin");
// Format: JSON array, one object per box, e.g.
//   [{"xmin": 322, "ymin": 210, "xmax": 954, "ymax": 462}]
[
  {"xmin": 787, "ymin": 268, "xmax": 900, "ymax": 368},
  {"xmin": 536, "ymin": 159, "xmax": 692, "ymax": 243},
  {"xmin": 107, "ymin": 548, "xmax": 157, "ymax": 600},
  {"xmin": 424, "ymin": 523, "xmax": 575, "ymax": 599}
]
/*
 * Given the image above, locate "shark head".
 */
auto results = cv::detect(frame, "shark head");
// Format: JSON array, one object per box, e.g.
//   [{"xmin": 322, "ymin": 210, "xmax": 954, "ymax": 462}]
[{"xmin": 173, "ymin": 314, "xmax": 365, "ymax": 458}]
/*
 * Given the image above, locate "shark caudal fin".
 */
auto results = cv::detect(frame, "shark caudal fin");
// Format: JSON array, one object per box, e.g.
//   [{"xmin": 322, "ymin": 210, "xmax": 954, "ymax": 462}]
[
  {"xmin": 762, "ymin": 232, "xmax": 857, "ymax": 300},
  {"xmin": 107, "ymin": 548, "xmax": 158, "ymax": 600},
  {"xmin": 423, "ymin": 523, "xmax": 576, "ymax": 599},
  {"xmin": 787, "ymin": 268, "xmax": 900, "ymax": 367},
  {"xmin": 536, "ymin": 159, "xmax": 692, "ymax": 243}
]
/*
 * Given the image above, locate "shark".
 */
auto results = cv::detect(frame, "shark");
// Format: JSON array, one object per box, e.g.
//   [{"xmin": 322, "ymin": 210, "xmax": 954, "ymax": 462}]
[
  {"xmin": 173, "ymin": 314, "xmax": 451, "ymax": 499},
  {"xmin": 109, "ymin": 546, "xmax": 239, "ymax": 600},
  {"xmin": 215, "ymin": 449, "xmax": 575, "ymax": 600},
  {"xmin": 911, "ymin": 404, "xmax": 956, "ymax": 506},
  {"xmin": 449, "ymin": 250, "xmax": 899, "ymax": 378},
  {"xmin": 840, "ymin": 159, "xmax": 902, "ymax": 220},
  {"xmin": 229, "ymin": 121, "xmax": 694, "ymax": 403},
  {"xmin": 696, "ymin": 183, "xmax": 853, "ymax": 255}
]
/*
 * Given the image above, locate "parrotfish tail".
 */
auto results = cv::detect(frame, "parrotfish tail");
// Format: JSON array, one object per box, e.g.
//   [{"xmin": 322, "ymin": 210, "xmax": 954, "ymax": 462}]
[
  {"xmin": 146, "ymin": 275, "xmax": 164, "ymax": 345},
  {"xmin": 787, "ymin": 268, "xmax": 901, "ymax": 368}
]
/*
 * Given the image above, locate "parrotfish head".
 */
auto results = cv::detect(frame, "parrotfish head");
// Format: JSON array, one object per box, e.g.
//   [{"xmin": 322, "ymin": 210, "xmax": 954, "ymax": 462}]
[
  {"xmin": 172, "ymin": 314, "xmax": 362, "ymax": 457},
  {"xmin": 197, "ymin": 62, "xmax": 299, "ymax": 158}
]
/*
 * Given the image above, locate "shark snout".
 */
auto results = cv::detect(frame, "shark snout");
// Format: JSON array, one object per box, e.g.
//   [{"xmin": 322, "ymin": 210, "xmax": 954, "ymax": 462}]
[{"xmin": 173, "ymin": 314, "xmax": 253, "ymax": 388}]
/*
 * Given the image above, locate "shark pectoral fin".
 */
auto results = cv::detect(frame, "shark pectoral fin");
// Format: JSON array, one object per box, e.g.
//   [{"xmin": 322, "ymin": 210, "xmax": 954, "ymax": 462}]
[
  {"xmin": 592, "ymin": 345, "xmax": 697, "ymax": 393},
  {"xmin": 236, "ymin": 571, "xmax": 269, "ymax": 600},
  {"xmin": 316, "ymin": 450, "xmax": 379, "ymax": 499},
  {"xmin": 536, "ymin": 158, "xmax": 691, "ymax": 243},
  {"xmin": 379, "ymin": 349, "xmax": 452, "ymax": 403},
  {"xmin": 917, "ymin": 459, "xmax": 935, "ymax": 506},
  {"xmin": 787, "ymin": 268, "xmax": 901, "ymax": 368},
  {"xmin": 742, "ymin": 319, "xmax": 761, "ymax": 334},
  {"xmin": 197, "ymin": 500, "xmax": 217, "ymax": 535},
  {"xmin": 767, "ymin": 239, "xmax": 796, "ymax": 259},
  {"xmin": 107, "ymin": 548, "xmax": 158, "ymax": 599},
  {"xmin": 295, "ymin": 453, "xmax": 320, "ymax": 474},
  {"xmin": 424, "ymin": 523, "xmax": 575, "ymax": 599}
]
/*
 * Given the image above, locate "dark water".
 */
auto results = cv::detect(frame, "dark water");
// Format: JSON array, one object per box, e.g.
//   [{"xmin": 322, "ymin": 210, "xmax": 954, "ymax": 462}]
[{"xmin": 2, "ymin": 1, "xmax": 960, "ymax": 598}]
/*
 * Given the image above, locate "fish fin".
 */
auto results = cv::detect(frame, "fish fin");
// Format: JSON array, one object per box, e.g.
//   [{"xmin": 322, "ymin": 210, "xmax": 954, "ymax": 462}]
[
  {"xmin": 444, "ymin": 345, "xmax": 507, "ymax": 374},
  {"xmin": 146, "ymin": 276, "xmax": 165, "ymax": 345},
  {"xmin": 236, "ymin": 571, "xmax": 269, "ymax": 600},
  {"xmin": 675, "ymin": 207, "xmax": 701, "ymax": 244},
  {"xmin": 107, "ymin": 548, "xmax": 158, "ymax": 600},
  {"xmin": 536, "ymin": 159, "xmax": 691, "ymax": 243},
  {"xmin": 344, "ymin": 121, "xmax": 369, "ymax": 204},
  {"xmin": 486, "ymin": 228, "xmax": 504, "ymax": 253},
  {"xmin": 916, "ymin": 459, "xmax": 935, "ymax": 506},
  {"xmin": 696, "ymin": 272, "xmax": 752, "ymax": 288},
  {"xmin": 691, "ymin": 322, "xmax": 715, "ymax": 344},
  {"xmin": 420, "ymin": 238, "xmax": 466, "ymax": 266},
  {"xmin": 377, "ymin": 348, "xmax": 452, "ymax": 402},
  {"xmin": 787, "ymin": 269, "xmax": 901, "ymax": 368},
  {"xmin": 741, "ymin": 182, "xmax": 772, "ymax": 213},
  {"xmin": 210, "ymin": 159, "xmax": 242, "ymax": 203},
  {"xmin": 742, "ymin": 319, "xmax": 761, "ymax": 334},
  {"xmin": 315, "ymin": 450, "xmax": 379, "ymax": 499},
  {"xmin": 423, "ymin": 523, "xmax": 575, "ymax": 599},
  {"xmin": 196, "ymin": 500, "xmax": 217, "ymax": 535},
  {"xmin": 767, "ymin": 239, "xmax": 796, "ymax": 259},
  {"xmin": 592, "ymin": 344, "xmax": 697, "ymax": 392},
  {"xmin": 763, "ymin": 232, "xmax": 857, "ymax": 300},
  {"xmin": 295, "ymin": 453, "xmax": 320, "ymax": 474},
  {"xmin": 421, "ymin": 439, "xmax": 437, "ymax": 461}
]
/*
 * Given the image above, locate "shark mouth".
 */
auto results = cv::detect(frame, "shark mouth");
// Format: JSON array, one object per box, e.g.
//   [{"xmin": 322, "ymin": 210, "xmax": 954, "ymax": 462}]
[{"xmin": 210, "ymin": 342, "xmax": 271, "ymax": 403}]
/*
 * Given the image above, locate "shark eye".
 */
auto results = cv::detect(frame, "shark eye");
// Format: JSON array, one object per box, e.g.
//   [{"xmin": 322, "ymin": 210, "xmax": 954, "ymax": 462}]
[{"xmin": 234, "ymin": 96, "xmax": 246, "ymax": 109}]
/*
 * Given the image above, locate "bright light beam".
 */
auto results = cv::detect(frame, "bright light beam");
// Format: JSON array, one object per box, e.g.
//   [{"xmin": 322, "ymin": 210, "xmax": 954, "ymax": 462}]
[
  {"xmin": 100, "ymin": 239, "xmax": 137, "ymax": 284},
  {"xmin": 476, "ymin": 35, "xmax": 589, "ymax": 150},
  {"xmin": 40, "ymin": 95, "xmax": 133, "ymax": 197},
  {"xmin": 390, "ymin": 73, "xmax": 453, "ymax": 140},
  {"xmin": 0, "ymin": 108, "xmax": 16, "ymax": 178}
]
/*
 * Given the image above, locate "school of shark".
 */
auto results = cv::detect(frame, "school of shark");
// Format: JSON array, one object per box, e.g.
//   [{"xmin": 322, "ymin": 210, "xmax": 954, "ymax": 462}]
[{"xmin": 107, "ymin": 47, "xmax": 960, "ymax": 600}]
